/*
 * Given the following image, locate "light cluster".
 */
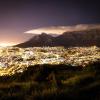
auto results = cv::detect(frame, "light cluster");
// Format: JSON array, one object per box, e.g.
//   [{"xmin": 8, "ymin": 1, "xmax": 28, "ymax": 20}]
[{"xmin": 0, "ymin": 46, "xmax": 99, "ymax": 76}]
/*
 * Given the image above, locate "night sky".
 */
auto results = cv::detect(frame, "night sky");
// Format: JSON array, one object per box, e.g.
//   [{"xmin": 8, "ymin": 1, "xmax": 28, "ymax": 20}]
[{"xmin": 0, "ymin": 0, "xmax": 100, "ymax": 46}]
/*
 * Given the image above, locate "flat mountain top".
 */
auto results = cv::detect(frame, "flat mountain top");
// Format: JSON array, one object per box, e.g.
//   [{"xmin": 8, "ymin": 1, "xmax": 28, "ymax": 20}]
[{"xmin": 16, "ymin": 28, "xmax": 100, "ymax": 48}]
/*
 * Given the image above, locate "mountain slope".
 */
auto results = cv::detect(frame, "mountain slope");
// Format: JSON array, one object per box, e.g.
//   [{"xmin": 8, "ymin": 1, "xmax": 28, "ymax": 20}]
[
  {"xmin": 54, "ymin": 29, "xmax": 100, "ymax": 47},
  {"xmin": 16, "ymin": 29, "xmax": 100, "ymax": 47},
  {"xmin": 0, "ymin": 62, "xmax": 100, "ymax": 100},
  {"xmin": 16, "ymin": 33, "xmax": 54, "ymax": 47}
]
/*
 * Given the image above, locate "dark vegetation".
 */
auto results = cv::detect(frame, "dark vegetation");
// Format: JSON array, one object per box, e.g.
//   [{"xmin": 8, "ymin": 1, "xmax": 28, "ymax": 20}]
[{"xmin": 0, "ymin": 62, "xmax": 100, "ymax": 100}]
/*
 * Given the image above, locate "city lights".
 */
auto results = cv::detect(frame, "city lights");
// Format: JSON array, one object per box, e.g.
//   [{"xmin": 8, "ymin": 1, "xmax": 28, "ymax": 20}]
[{"xmin": 0, "ymin": 46, "xmax": 99, "ymax": 76}]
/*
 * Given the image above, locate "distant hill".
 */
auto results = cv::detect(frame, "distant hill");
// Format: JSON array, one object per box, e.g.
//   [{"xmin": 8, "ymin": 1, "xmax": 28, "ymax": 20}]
[
  {"xmin": 54, "ymin": 29, "xmax": 100, "ymax": 47},
  {"xmin": 16, "ymin": 33, "xmax": 54, "ymax": 47},
  {"xmin": 16, "ymin": 29, "xmax": 100, "ymax": 47}
]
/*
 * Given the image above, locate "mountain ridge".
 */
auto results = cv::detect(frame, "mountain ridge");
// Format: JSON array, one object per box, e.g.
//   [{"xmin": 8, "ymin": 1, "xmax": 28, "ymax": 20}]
[{"xmin": 16, "ymin": 28, "xmax": 100, "ymax": 48}]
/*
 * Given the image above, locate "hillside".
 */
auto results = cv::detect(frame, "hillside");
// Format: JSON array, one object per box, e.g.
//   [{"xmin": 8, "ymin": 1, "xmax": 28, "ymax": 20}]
[
  {"xmin": 16, "ymin": 29, "xmax": 100, "ymax": 48},
  {"xmin": 0, "ymin": 62, "xmax": 100, "ymax": 100},
  {"xmin": 16, "ymin": 33, "xmax": 54, "ymax": 47}
]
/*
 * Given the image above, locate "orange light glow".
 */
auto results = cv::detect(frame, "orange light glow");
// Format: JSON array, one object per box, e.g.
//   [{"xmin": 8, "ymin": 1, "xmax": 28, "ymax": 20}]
[{"xmin": 0, "ymin": 42, "xmax": 16, "ymax": 47}]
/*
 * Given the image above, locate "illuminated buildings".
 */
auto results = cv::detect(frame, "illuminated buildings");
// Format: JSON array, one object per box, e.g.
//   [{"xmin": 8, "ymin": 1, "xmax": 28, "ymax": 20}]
[{"xmin": 0, "ymin": 46, "xmax": 99, "ymax": 76}]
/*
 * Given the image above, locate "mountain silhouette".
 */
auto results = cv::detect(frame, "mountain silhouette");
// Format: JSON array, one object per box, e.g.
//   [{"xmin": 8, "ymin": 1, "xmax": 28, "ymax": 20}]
[
  {"xmin": 16, "ymin": 33, "xmax": 54, "ymax": 47},
  {"xmin": 16, "ymin": 29, "xmax": 100, "ymax": 47}
]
